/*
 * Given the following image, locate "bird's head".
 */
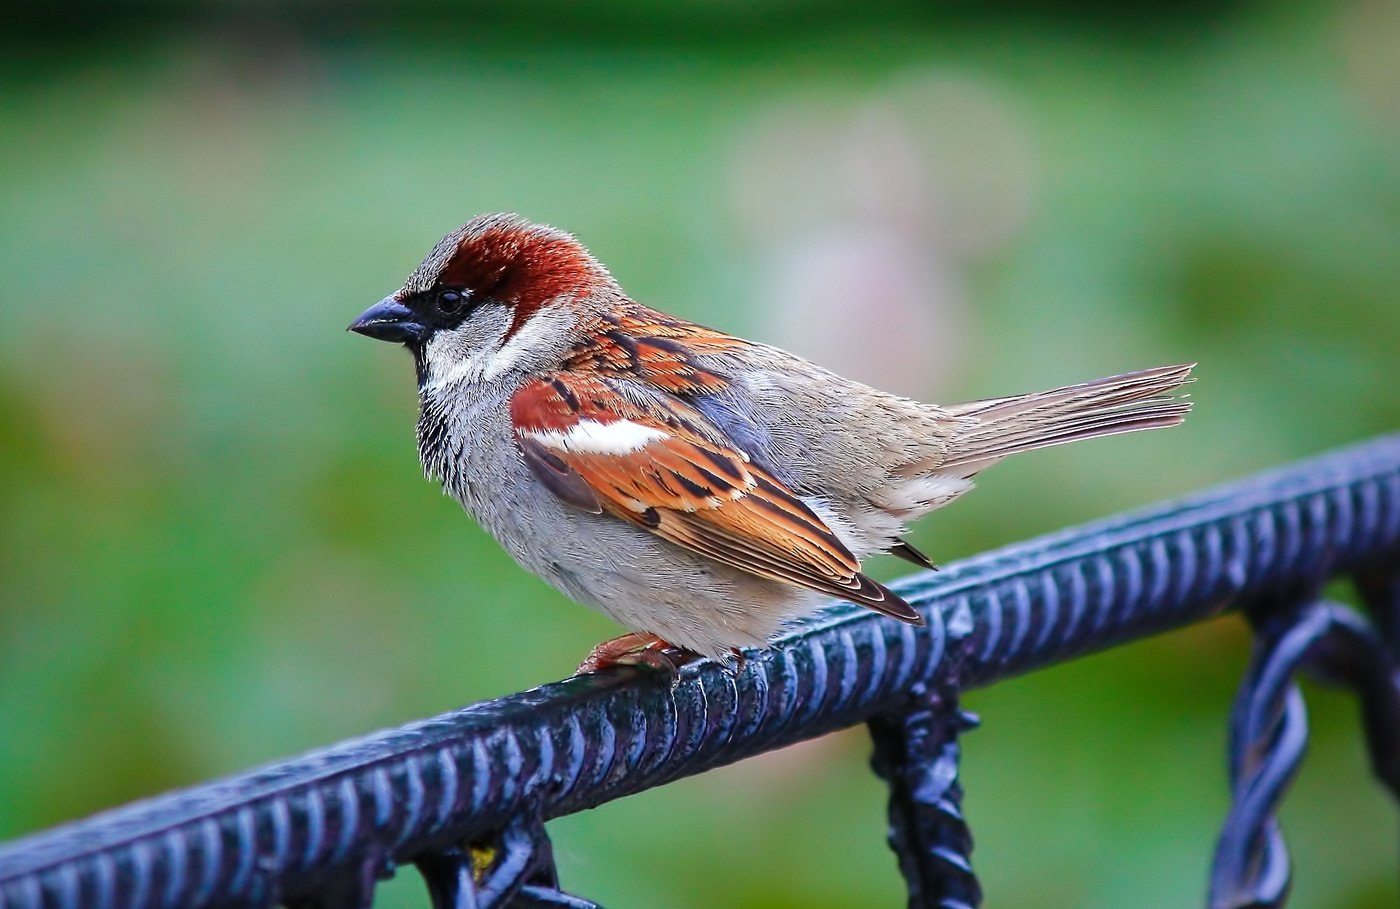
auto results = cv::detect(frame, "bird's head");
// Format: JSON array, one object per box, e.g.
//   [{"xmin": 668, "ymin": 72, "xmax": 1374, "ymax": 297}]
[{"xmin": 349, "ymin": 213, "xmax": 619, "ymax": 390}]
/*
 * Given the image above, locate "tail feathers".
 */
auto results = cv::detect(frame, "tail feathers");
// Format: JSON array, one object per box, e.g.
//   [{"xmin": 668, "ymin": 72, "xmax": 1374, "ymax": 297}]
[{"xmin": 938, "ymin": 363, "xmax": 1194, "ymax": 473}]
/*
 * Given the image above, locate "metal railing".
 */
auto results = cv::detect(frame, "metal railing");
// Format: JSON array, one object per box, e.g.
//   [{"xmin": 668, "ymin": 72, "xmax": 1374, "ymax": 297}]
[{"xmin": 2, "ymin": 435, "xmax": 1399, "ymax": 909}]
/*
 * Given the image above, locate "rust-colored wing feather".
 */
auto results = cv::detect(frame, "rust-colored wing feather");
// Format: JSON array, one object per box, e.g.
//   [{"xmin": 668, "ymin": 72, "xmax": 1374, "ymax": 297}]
[
  {"xmin": 510, "ymin": 372, "xmax": 922, "ymax": 624},
  {"xmin": 559, "ymin": 306, "xmax": 743, "ymax": 394}
]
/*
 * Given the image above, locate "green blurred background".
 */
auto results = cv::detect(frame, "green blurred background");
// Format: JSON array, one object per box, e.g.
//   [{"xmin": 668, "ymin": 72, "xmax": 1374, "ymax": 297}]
[{"xmin": 2, "ymin": 1, "xmax": 1398, "ymax": 906}]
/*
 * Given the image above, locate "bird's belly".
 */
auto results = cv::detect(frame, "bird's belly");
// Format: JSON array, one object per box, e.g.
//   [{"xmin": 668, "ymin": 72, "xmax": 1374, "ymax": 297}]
[
  {"xmin": 423, "ymin": 387, "xmax": 819, "ymax": 657},
  {"xmin": 455, "ymin": 451, "xmax": 809, "ymax": 656}
]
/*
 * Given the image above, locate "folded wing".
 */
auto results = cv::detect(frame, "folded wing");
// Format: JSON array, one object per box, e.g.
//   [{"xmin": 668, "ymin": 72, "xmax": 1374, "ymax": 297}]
[{"xmin": 510, "ymin": 372, "xmax": 922, "ymax": 625}]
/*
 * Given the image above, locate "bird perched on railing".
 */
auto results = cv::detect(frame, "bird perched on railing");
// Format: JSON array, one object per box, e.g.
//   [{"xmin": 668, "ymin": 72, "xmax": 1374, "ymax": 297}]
[{"xmin": 349, "ymin": 214, "xmax": 1193, "ymax": 672}]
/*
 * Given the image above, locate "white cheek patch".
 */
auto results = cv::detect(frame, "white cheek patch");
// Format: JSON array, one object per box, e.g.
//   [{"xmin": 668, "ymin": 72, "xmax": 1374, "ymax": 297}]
[
  {"xmin": 423, "ymin": 305, "xmax": 574, "ymax": 393},
  {"xmin": 423, "ymin": 329, "xmax": 502, "ymax": 392},
  {"xmin": 526, "ymin": 419, "xmax": 669, "ymax": 455},
  {"xmin": 481, "ymin": 306, "xmax": 573, "ymax": 381}
]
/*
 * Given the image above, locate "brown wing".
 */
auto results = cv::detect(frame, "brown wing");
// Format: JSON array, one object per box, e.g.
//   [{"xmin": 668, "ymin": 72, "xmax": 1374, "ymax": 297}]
[
  {"xmin": 559, "ymin": 306, "xmax": 746, "ymax": 394},
  {"xmin": 509, "ymin": 372, "xmax": 922, "ymax": 624}
]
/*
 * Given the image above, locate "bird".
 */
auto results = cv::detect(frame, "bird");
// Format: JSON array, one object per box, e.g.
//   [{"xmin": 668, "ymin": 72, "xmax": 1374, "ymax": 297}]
[{"xmin": 349, "ymin": 213, "xmax": 1193, "ymax": 672}]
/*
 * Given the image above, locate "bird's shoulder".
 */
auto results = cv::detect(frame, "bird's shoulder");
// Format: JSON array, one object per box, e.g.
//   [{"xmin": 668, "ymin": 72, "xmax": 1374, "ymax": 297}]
[{"xmin": 557, "ymin": 303, "xmax": 752, "ymax": 396}]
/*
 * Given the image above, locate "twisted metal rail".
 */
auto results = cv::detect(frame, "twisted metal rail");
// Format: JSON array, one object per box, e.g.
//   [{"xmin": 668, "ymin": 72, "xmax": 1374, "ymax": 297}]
[{"xmin": 2, "ymin": 435, "xmax": 1399, "ymax": 909}]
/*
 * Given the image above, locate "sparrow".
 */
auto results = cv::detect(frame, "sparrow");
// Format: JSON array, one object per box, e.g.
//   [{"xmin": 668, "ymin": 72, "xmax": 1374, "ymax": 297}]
[{"xmin": 349, "ymin": 214, "xmax": 1193, "ymax": 672}]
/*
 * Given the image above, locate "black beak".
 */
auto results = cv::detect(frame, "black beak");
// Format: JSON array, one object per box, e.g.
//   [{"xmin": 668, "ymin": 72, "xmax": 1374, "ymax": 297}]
[{"xmin": 348, "ymin": 296, "xmax": 426, "ymax": 344}]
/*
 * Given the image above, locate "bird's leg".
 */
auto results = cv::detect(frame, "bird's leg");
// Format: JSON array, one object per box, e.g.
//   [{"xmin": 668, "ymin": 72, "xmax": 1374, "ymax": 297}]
[{"xmin": 576, "ymin": 632, "xmax": 701, "ymax": 675}]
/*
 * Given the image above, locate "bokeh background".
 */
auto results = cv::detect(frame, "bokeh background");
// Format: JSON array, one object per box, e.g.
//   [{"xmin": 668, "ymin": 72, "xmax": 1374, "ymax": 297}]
[{"xmin": 2, "ymin": 1, "xmax": 1398, "ymax": 906}]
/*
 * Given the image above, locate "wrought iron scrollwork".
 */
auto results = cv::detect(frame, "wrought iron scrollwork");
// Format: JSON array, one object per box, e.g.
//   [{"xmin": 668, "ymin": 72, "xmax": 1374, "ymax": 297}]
[{"xmin": 1, "ymin": 435, "xmax": 1398, "ymax": 908}]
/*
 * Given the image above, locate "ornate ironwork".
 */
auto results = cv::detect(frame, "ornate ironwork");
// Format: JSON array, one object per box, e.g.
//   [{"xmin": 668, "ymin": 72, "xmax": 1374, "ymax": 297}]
[{"xmin": 2, "ymin": 435, "xmax": 1398, "ymax": 908}]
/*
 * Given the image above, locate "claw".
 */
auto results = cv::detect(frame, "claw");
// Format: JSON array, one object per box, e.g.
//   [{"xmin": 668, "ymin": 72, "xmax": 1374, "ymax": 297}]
[{"xmin": 575, "ymin": 632, "xmax": 702, "ymax": 676}]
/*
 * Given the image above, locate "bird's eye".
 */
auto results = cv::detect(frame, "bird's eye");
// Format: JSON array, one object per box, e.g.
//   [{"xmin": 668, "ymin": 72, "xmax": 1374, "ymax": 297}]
[{"xmin": 436, "ymin": 289, "xmax": 466, "ymax": 315}]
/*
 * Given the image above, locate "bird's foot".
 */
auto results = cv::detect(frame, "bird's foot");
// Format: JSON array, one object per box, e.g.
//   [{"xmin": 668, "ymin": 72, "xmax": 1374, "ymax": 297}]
[{"xmin": 575, "ymin": 632, "xmax": 701, "ymax": 675}]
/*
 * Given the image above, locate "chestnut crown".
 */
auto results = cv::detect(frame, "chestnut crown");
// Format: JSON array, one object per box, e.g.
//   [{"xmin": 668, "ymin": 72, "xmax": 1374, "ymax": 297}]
[{"xmin": 400, "ymin": 213, "xmax": 613, "ymax": 339}]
